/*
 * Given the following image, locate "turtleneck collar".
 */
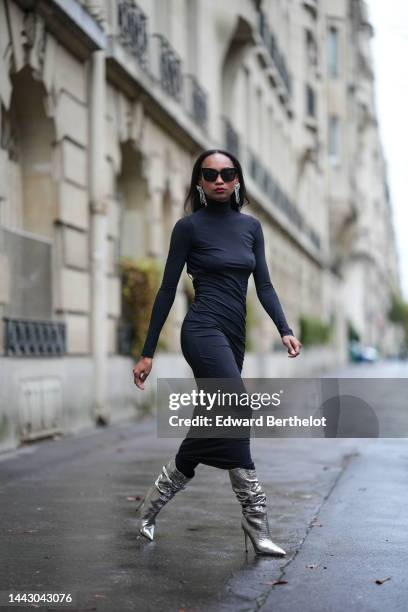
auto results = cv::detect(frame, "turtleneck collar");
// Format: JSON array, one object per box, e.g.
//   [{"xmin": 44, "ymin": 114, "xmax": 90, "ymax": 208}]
[{"xmin": 204, "ymin": 195, "xmax": 235, "ymax": 214}]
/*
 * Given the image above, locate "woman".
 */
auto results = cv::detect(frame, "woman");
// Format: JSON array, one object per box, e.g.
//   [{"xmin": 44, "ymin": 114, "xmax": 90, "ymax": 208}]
[{"xmin": 132, "ymin": 149, "xmax": 302, "ymax": 556}]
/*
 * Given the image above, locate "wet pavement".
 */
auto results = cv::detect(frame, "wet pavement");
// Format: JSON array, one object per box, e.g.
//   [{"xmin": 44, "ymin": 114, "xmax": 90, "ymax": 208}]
[{"xmin": 1, "ymin": 360, "xmax": 407, "ymax": 611}]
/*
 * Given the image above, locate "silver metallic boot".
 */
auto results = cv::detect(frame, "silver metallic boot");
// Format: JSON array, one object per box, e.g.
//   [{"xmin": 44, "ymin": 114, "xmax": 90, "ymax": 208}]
[
  {"xmin": 136, "ymin": 458, "xmax": 192, "ymax": 541},
  {"xmin": 229, "ymin": 467, "xmax": 286, "ymax": 557}
]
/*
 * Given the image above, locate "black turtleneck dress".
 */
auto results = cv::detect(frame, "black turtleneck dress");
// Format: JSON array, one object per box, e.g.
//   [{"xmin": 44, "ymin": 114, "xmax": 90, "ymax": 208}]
[{"xmin": 141, "ymin": 195, "xmax": 293, "ymax": 478}]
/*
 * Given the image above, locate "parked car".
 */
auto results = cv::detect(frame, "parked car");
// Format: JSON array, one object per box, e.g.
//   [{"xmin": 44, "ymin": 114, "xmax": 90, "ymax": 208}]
[{"xmin": 349, "ymin": 341, "xmax": 379, "ymax": 363}]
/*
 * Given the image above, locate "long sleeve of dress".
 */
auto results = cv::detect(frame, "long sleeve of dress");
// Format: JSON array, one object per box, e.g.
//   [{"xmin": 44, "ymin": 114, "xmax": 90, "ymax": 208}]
[
  {"xmin": 252, "ymin": 219, "xmax": 294, "ymax": 338},
  {"xmin": 141, "ymin": 216, "xmax": 193, "ymax": 358}
]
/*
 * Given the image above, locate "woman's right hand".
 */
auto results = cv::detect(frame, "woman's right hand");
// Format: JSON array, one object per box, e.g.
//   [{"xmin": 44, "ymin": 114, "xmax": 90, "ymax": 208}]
[{"xmin": 133, "ymin": 357, "xmax": 152, "ymax": 390}]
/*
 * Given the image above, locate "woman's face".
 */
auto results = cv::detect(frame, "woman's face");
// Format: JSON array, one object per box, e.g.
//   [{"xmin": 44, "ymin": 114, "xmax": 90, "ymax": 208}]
[{"xmin": 197, "ymin": 153, "xmax": 239, "ymax": 202}]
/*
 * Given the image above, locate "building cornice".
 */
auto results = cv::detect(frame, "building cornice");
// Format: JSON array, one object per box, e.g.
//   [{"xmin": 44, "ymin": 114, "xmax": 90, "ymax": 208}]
[{"xmin": 13, "ymin": 0, "xmax": 106, "ymax": 58}]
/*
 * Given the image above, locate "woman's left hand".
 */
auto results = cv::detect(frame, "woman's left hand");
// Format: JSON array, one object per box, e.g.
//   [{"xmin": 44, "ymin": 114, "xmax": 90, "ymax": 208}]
[{"xmin": 281, "ymin": 335, "xmax": 302, "ymax": 358}]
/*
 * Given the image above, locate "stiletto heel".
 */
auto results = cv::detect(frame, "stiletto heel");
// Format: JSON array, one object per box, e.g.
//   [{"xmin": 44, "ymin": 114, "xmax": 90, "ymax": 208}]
[{"xmin": 229, "ymin": 468, "xmax": 286, "ymax": 557}]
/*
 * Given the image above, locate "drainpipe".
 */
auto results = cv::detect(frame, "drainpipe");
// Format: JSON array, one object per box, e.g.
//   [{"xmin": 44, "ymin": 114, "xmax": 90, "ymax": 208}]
[{"xmin": 89, "ymin": 49, "xmax": 108, "ymax": 423}]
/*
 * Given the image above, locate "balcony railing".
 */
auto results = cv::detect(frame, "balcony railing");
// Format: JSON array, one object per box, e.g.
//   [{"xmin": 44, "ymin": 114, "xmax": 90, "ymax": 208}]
[
  {"xmin": 246, "ymin": 149, "xmax": 320, "ymax": 251},
  {"xmin": 151, "ymin": 34, "xmax": 183, "ymax": 101},
  {"xmin": 270, "ymin": 34, "xmax": 291, "ymax": 96},
  {"xmin": 113, "ymin": 4, "xmax": 209, "ymax": 132},
  {"xmin": 117, "ymin": 0, "xmax": 148, "ymax": 66},
  {"xmin": 184, "ymin": 74, "xmax": 208, "ymax": 130},
  {"xmin": 258, "ymin": 10, "xmax": 292, "ymax": 97},
  {"xmin": 222, "ymin": 117, "xmax": 240, "ymax": 159}
]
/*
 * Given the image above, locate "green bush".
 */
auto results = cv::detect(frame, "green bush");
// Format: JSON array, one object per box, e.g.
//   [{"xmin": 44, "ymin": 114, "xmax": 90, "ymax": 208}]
[
  {"xmin": 299, "ymin": 314, "xmax": 331, "ymax": 346},
  {"xmin": 388, "ymin": 292, "xmax": 408, "ymax": 348},
  {"xmin": 119, "ymin": 257, "xmax": 164, "ymax": 360},
  {"xmin": 388, "ymin": 293, "xmax": 408, "ymax": 324}
]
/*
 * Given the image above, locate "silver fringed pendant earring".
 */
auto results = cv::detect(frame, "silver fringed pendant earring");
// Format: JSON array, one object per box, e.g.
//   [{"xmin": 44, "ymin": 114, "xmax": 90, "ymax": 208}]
[
  {"xmin": 234, "ymin": 183, "xmax": 241, "ymax": 205},
  {"xmin": 196, "ymin": 185, "xmax": 208, "ymax": 207}
]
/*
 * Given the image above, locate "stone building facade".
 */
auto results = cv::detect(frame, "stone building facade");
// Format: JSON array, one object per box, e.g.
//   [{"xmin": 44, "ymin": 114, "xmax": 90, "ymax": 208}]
[
  {"xmin": 325, "ymin": 0, "xmax": 401, "ymax": 352},
  {"xmin": 0, "ymin": 0, "xmax": 401, "ymax": 451}
]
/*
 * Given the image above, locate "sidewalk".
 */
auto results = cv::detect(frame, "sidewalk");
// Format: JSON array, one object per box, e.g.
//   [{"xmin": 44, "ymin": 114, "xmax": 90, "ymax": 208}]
[
  {"xmin": 0, "ymin": 416, "xmax": 406, "ymax": 611},
  {"xmin": 250, "ymin": 438, "xmax": 408, "ymax": 612}
]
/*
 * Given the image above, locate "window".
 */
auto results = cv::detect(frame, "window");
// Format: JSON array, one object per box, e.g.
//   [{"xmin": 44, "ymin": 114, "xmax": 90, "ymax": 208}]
[
  {"xmin": 328, "ymin": 26, "xmax": 339, "ymax": 77},
  {"xmin": 328, "ymin": 115, "xmax": 340, "ymax": 164}
]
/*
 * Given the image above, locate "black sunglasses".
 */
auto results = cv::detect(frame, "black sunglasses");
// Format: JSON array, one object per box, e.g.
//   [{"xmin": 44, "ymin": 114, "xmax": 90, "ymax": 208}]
[{"xmin": 201, "ymin": 167, "xmax": 238, "ymax": 182}]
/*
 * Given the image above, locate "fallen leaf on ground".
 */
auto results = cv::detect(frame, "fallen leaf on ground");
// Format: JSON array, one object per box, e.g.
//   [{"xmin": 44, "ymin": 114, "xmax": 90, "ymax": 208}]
[
  {"xmin": 375, "ymin": 577, "xmax": 391, "ymax": 585},
  {"xmin": 262, "ymin": 580, "xmax": 288, "ymax": 586}
]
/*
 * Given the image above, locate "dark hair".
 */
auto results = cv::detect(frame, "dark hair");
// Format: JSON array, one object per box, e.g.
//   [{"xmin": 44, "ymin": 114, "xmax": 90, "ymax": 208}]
[{"xmin": 183, "ymin": 149, "xmax": 250, "ymax": 214}]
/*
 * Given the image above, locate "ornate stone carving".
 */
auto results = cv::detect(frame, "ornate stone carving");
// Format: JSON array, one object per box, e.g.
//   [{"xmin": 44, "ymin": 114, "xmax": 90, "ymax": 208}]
[{"xmin": 22, "ymin": 11, "xmax": 47, "ymax": 75}]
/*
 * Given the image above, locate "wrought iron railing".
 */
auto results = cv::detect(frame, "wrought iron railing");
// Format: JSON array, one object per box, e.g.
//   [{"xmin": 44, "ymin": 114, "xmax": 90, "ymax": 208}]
[
  {"xmin": 151, "ymin": 33, "xmax": 183, "ymax": 101},
  {"xmin": 117, "ymin": 0, "xmax": 149, "ymax": 66},
  {"xmin": 258, "ymin": 10, "xmax": 292, "ymax": 97},
  {"xmin": 115, "ymin": 3, "xmax": 209, "ymax": 130},
  {"xmin": 3, "ymin": 318, "xmax": 66, "ymax": 357},
  {"xmin": 246, "ymin": 149, "xmax": 320, "ymax": 250},
  {"xmin": 222, "ymin": 117, "xmax": 240, "ymax": 159},
  {"xmin": 184, "ymin": 74, "xmax": 208, "ymax": 130}
]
